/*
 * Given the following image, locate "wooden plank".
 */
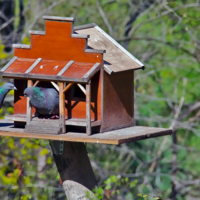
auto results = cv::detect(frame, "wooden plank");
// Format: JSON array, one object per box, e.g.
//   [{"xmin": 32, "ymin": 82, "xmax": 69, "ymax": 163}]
[
  {"xmin": 104, "ymin": 64, "xmax": 113, "ymax": 75},
  {"xmin": 25, "ymin": 58, "xmax": 42, "ymax": 74},
  {"xmin": 59, "ymin": 82, "xmax": 66, "ymax": 133},
  {"xmin": 12, "ymin": 44, "xmax": 31, "ymax": 49},
  {"xmin": 57, "ymin": 60, "xmax": 74, "ymax": 76},
  {"xmin": 63, "ymin": 83, "xmax": 74, "ymax": 93},
  {"xmin": 2, "ymin": 73, "xmax": 88, "ymax": 83},
  {"xmin": 77, "ymin": 84, "xmax": 86, "ymax": 95},
  {"xmin": 0, "ymin": 120, "xmax": 172, "ymax": 145},
  {"xmin": 86, "ymin": 81, "xmax": 91, "ymax": 135},
  {"xmin": 26, "ymin": 80, "xmax": 33, "ymax": 125},
  {"xmin": 74, "ymin": 23, "xmax": 96, "ymax": 31},
  {"xmin": 0, "ymin": 56, "xmax": 18, "ymax": 72},
  {"xmin": 132, "ymin": 71, "xmax": 134, "ymax": 124},
  {"xmin": 94, "ymin": 25, "xmax": 144, "ymax": 66},
  {"xmin": 101, "ymin": 71, "xmax": 134, "ymax": 132},
  {"xmin": 5, "ymin": 114, "xmax": 101, "ymax": 127},
  {"xmin": 76, "ymin": 27, "xmax": 144, "ymax": 72},
  {"xmin": 71, "ymin": 34, "xmax": 90, "ymax": 39},
  {"xmin": 29, "ymin": 30, "xmax": 45, "ymax": 35},
  {"xmin": 43, "ymin": 15, "xmax": 75, "ymax": 22},
  {"xmin": 51, "ymin": 81, "xmax": 59, "ymax": 91},
  {"xmin": 83, "ymin": 63, "xmax": 100, "ymax": 80},
  {"xmin": 85, "ymin": 49, "xmax": 105, "ymax": 54},
  {"xmin": 100, "ymin": 68, "xmax": 104, "ymax": 132}
]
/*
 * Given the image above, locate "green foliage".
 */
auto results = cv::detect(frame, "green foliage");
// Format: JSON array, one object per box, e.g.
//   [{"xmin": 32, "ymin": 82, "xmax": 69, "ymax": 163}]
[{"xmin": 0, "ymin": 0, "xmax": 200, "ymax": 199}]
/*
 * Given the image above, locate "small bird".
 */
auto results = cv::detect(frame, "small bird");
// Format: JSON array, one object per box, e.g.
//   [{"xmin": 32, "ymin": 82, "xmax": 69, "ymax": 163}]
[
  {"xmin": 0, "ymin": 83, "xmax": 17, "ymax": 109},
  {"xmin": 23, "ymin": 87, "xmax": 59, "ymax": 118}
]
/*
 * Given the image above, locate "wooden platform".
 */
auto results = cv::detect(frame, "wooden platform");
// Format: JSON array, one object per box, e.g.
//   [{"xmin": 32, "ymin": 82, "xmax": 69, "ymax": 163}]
[
  {"xmin": 5, "ymin": 114, "xmax": 101, "ymax": 127},
  {"xmin": 0, "ymin": 119, "xmax": 172, "ymax": 145}
]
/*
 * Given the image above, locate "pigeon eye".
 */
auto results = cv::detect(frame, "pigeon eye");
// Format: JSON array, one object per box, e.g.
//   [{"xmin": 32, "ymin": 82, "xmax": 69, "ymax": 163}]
[
  {"xmin": 10, "ymin": 86, "xmax": 12, "ymax": 88},
  {"xmin": 26, "ymin": 93, "xmax": 28, "ymax": 95}
]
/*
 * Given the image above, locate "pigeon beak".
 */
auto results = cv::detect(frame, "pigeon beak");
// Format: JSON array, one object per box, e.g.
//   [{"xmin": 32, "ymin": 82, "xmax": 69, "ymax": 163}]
[{"xmin": 13, "ymin": 87, "xmax": 17, "ymax": 90}]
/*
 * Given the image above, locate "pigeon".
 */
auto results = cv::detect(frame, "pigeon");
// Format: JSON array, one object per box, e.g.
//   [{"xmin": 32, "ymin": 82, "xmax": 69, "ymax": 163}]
[
  {"xmin": 23, "ymin": 87, "xmax": 59, "ymax": 118},
  {"xmin": 0, "ymin": 83, "xmax": 17, "ymax": 109}
]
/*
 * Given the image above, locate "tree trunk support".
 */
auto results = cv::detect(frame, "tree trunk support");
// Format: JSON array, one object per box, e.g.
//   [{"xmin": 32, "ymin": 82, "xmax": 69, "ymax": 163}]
[{"xmin": 50, "ymin": 141, "xmax": 97, "ymax": 200}]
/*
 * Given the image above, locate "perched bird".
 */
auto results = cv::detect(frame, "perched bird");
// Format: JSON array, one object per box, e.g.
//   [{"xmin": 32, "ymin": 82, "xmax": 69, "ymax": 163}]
[
  {"xmin": 0, "ymin": 83, "xmax": 17, "ymax": 109},
  {"xmin": 23, "ymin": 87, "xmax": 59, "ymax": 118}
]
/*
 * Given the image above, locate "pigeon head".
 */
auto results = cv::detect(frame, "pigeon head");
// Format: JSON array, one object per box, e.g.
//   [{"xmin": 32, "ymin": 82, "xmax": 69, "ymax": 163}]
[
  {"xmin": 1, "ymin": 83, "xmax": 17, "ymax": 91},
  {"xmin": 24, "ymin": 87, "xmax": 33, "ymax": 98}
]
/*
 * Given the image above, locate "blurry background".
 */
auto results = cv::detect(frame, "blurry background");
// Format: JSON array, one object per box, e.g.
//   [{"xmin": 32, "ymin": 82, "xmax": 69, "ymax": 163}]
[{"xmin": 0, "ymin": 0, "xmax": 200, "ymax": 199}]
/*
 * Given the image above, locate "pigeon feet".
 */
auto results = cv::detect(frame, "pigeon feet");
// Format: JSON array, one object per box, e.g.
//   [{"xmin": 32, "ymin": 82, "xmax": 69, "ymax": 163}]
[{"xmin": 50, "ymin": 115, "xmax": 59, "ymax": 119}]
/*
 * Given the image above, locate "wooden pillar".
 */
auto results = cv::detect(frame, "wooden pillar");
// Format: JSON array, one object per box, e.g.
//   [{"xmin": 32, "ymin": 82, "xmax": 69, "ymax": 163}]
[
  {"xmin": 51, "ymin": 141, "xmax": 97, "ymax": 200},
  {"xmin": 86, "ymin": 81, "xmax": 91, "ymax": 135},
  {"xmin": 27, "ymin": 80, "xmax": 33, "ymax": 125},
  {"xmin": 59, "ymin": 82, "xmax": 66, "ymax": 133}
]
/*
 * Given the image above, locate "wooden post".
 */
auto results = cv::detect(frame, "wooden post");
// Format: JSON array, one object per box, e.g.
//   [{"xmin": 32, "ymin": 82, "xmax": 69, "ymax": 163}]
[
  {"xmin": 51, "ymin": 141, "xmax": 97, "ymax": 200},
  {"xmin": 86, "ymin": 81, "xmax": 91, "ymax": 135},
  {"xmin": 59, "ymin": 82, "xmax": 66, "ymax": 133},
  {"xmin": 27, "ymin": 80, "xmax": 33, "ymax": 125}
]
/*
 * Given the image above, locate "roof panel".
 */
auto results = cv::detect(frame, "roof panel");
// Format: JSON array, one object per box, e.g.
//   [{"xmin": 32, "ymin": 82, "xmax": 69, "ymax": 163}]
[
  {"xmin": 2, "ymin": 58, "xmax": 99, "ymax": 83},
  {"xmin": 30, "ymin": 60, "xmax": 69, "ymax": 76},
  {"xmin": 62, "ymin": 62, "xmax": 94, "ymax": 79},
  {"xmin": 4, "ymin": 58, "xmax": 36, "ymax": 74},
  {"xmin": 76, "ymin": 25, "xmax": 144, "ymax": 73}
]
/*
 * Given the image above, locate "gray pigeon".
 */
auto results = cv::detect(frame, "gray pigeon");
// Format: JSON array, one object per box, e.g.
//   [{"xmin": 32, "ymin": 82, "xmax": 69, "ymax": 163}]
[
  {"xmin": 23, "ymin": 87, "xmax": 59, "ymax": 117},
  {"xmin": 0, "ymin": 83, "xmax": 17, "ymax": 109}
]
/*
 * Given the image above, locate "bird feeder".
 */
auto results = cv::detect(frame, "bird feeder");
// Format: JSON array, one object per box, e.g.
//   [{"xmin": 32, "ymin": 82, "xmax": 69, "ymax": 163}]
[
  {"xmin": 0, "ymin": 15, "xmax": 144, "ymax": 135},
  {"xmin": 0, "ymin": 16, "xmax": 172, "ymax": 199}
]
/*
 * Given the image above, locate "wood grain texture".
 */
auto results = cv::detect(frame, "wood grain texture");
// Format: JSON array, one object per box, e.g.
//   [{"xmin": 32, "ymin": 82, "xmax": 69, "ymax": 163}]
[{"xmin": 0, "ymin": 120, "xmax": 172, "ymax": 145}]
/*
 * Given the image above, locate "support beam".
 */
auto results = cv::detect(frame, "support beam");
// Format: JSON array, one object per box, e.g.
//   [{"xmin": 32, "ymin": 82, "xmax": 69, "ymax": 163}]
[
  {"xmin": 50, "ymin": 141, "xmax": 97, "ymax": 199},
  {"xmin": 27, "ymin": 80, "xmax": 33, "ymax": 125},
  {"xmin": 63, "ymin": 83, "xmax": 74, "ymax": 93},
  {"xmin": 59, "ymin": 82, "xmax": 66, "ymax": 133},
  {"xmin": 33, "ymin": 81, "xmax": 40, "ymax": 87},
  {"xmin": 77, "ymin": 84, "xmax": 86, "ymax": 95},
  {"xmin": 86, "ymin": 81, "xmax": 91, "ymax": 135},
  {"xmin": 51, "ymin": 81, "xmax": 59, "ymax": 91}
]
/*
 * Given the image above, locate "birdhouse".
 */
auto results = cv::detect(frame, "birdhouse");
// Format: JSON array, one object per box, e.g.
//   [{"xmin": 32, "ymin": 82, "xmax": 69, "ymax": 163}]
[{"xmin": 1, "ymin": 16, "xmax": 144, "ymax": 135}]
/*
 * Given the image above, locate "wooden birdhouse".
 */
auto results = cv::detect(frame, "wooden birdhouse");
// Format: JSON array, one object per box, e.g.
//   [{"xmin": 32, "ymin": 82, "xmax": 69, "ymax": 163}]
[{"xmin": 1, "ymin": 16, "xmax": 144, "ymax": 135}]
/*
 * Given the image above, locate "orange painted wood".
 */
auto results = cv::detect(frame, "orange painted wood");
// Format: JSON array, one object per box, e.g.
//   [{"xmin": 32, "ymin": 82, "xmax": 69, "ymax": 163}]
[
  {"xmin": 62, "ymin": 62, "xmax": 94, "ymax": 79},
  {"xmin": 30, "ymin": 60, "xmax": 69, "ymax": 76},
  {"xmin": 5, "ymin": 58, "xmax": 36, "ymax": 73},
  {"xmin": 14, "ymin": 21, "xmax": 102, "ymax": 63},
  {"xmin": 11, "ymin": 20, "xmax": 103, "ymax": 125},
  {"xmin": 63, "ymin": 72, "xmax": 101, "ymax": 121}
]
